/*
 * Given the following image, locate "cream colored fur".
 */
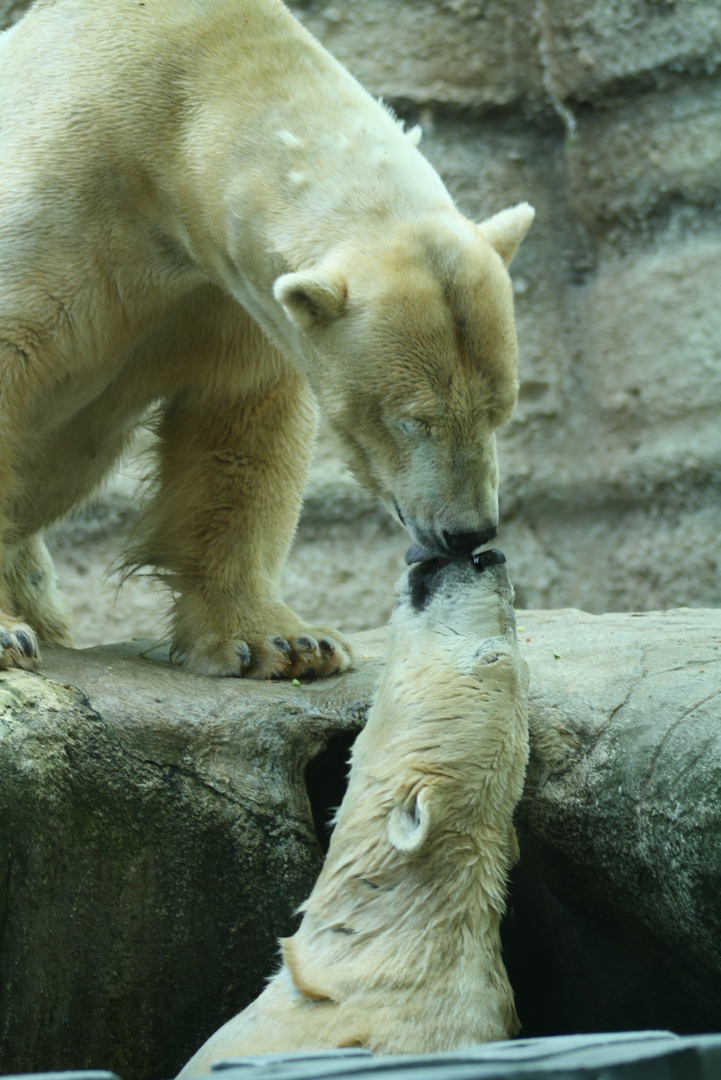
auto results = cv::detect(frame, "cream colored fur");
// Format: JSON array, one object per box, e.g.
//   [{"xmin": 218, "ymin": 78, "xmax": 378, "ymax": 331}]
[
  {"xmin": 0, "ymin": 0, "xmax": 533, "ymax": 677},
  {"xmin": 178, "ymin": 555, "xmax": 529, "ymax": 1074}
]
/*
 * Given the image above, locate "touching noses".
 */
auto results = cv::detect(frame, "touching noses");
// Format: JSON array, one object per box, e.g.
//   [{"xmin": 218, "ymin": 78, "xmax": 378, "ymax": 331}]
[{"xmin": 442, "ymin": 525, "xmax": 497, "ymax": 555}]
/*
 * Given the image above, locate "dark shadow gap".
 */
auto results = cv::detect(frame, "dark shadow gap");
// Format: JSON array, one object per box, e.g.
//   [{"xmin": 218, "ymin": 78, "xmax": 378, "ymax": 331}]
[{"xmin": 304, "ymin": 731, "xmax": 357, "ymax": 853}]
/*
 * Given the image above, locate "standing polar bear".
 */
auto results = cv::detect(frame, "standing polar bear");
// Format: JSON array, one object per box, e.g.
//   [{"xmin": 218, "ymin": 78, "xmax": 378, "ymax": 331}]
[{"xmin": 0, "ymin": 0, "xmax": 533, "ymax": 678}]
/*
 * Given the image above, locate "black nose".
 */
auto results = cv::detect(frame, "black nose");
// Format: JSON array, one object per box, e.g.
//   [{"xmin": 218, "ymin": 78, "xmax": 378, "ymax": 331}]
[
  {"xmin": 472, "ymin": 547, "xmax": 506, "ymax": 571},
  {"xmin": 442, "ymin": 526, "xmax": 497, "ymax": 554}
]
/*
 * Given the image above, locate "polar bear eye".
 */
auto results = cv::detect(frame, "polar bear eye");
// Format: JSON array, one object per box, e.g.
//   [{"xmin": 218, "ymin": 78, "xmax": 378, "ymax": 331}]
[{"xmin": 398, "ymin": 416, "xmax": 433, "ymax": 438}]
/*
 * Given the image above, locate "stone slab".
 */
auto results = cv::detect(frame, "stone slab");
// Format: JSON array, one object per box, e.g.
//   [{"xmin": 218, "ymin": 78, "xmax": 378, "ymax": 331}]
[{"xmin": 1, "ymin": 608, "xmax": 720, "ymax": 1073}]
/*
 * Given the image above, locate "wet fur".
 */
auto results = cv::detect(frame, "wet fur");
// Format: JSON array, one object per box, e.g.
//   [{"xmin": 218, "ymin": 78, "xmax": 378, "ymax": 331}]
[{"xmin": 178, "ymin": 557, "xmax": 529, "ymax": 1073}]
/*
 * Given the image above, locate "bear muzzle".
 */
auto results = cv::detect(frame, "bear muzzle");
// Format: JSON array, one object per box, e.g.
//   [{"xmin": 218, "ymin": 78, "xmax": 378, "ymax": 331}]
[
  {"xmin": 406, "ymin": 548, "xmax": 509, "ymax": 613},
  {"xmin": 404, "ymin": 524, "xmax": 498, "ymax": 565}
]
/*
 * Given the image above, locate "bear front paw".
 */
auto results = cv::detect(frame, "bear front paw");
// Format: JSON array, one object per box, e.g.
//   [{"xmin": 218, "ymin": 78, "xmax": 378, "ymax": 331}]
[
  {"xmin": 0, "ymin": 619, "xmax": 40, "ymax": 670},
  {"xmin": 180, "ymin": 626, "xmax": 354, "ymax": 680}
]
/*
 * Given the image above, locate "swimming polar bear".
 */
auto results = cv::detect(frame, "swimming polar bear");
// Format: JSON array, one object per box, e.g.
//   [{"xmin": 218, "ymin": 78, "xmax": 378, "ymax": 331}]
[
  {"xmin": 0, "ymin": 0, "xmax": 533, "ymax": 677},
  {"xmin": 177, "ymin": 549, "xmax": 530, "ymax": 1073}
]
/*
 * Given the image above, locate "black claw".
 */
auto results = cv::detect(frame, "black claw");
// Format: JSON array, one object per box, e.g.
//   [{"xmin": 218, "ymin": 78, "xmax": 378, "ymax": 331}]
[
  {"xmin": 15, "ymin": 631, "xmax": 35, "ymax": 658},
  {"xmin": 273, "ymin": 636, "xmax": 292, "ymax": 654},
  {"xmin": 0, "ymin": 630, "xmax": 11, "ymax": 650},
  {"xmin": 296, "ymin": 635, "xmax": 318, "ymax": 653},
  {"xmin": 319, "ymin": 639, "xmax": 334, "ymax": 654},
  {"xmin": 236, "ymin": 644, "xmax": 252, "ymax": 668}
]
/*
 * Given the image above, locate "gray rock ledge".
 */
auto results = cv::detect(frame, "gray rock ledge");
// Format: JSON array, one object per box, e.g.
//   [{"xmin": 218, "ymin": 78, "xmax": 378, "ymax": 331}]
[{"xmin": 0, "ymin": 609, "xmax": 719, "ymax": 1078}]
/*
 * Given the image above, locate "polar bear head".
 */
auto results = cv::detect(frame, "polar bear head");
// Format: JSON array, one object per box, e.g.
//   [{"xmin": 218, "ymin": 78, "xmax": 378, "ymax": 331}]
[
  {"xmin": 274, "ymin": 203, "xmax": 533, "ymax": 561},
  {"xmin": 365, "ymin": 547, "xmax": 529, "ymax": 857}
]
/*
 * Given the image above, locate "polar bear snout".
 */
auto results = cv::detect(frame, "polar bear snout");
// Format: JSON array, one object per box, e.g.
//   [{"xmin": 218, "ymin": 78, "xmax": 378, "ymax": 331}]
[
  {"xmin": 471, "ymin": 547, "xmax": 507, "ymax": 571},
  {"xmin": 443, "ymin": 525, "xmax": 497, "ymax": 555},
  {"xmin": 405, "ymin": 549, "xmax": 511, "ymax": 616},
  {"xmin": 403, "ymin": 520, "xmax": 499, "ymax": 566}
]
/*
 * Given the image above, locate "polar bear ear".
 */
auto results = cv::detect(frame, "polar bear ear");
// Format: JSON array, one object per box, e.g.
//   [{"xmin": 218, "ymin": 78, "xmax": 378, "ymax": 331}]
[
  {"xmin": 477, "ymin": 202, "xmax": 535, "ymax": 267},
  {"xmin": 387, "ymin": 785, "xmax": 433, "ymax": 854},
  {"xmin": 273, "ymin": 271, "xmax": 347, "ymax": 331}
]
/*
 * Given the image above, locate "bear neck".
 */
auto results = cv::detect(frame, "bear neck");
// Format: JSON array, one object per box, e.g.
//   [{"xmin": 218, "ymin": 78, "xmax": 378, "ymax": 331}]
[{"xmin": 173, "ymin": 0, "xmax": 456, "ymax": 362}]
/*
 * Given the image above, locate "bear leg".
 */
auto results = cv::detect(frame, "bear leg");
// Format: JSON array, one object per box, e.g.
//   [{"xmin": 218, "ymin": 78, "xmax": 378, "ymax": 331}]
[
  {"xmin": 0, "ymin": 533, "xmax": 73, "ymax": 670},
  {"xmin": 5, "ymin": 533, "xmax": 73, "ymax": 644},
  {"xmin": 126, "ymin": 367, "xmax": 353, "ymax": 679}
]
